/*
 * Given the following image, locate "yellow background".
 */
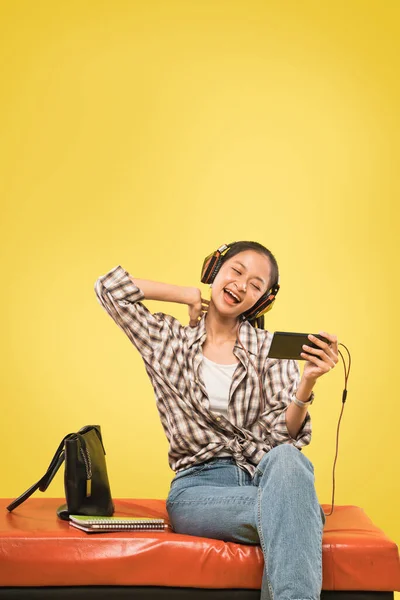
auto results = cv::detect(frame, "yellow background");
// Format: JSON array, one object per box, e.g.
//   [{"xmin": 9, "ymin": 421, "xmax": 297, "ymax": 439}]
[{"xmin": 1, "ymin": 0, "xmax": 399, "ymax": 570}]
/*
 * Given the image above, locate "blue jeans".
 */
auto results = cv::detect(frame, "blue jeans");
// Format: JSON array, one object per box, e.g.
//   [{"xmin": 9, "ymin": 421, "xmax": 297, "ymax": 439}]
[{"xmin": 166, "ymin": 444, "xmax": 326, "ymax": 600}]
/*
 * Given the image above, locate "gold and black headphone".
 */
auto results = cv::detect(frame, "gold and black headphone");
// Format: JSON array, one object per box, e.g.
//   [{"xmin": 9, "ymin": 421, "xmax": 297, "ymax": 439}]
[{"xmin": 200, "ymin": 242, "xmax": 280, "ymax": 327}]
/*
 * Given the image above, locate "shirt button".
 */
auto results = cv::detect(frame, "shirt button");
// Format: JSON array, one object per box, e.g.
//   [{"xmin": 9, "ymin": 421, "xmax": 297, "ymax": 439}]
[
  {"xmin": 216, "ymin": 417, "xmax": 221, "ymax": 421},
  {"xmin": 195, "ymin": 378, "xmax": 199, "ymax": 384}
]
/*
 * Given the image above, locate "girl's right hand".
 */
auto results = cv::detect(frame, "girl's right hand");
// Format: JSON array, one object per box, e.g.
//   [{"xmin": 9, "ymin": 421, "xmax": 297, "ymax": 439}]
[{"xmin": 188, "ymin": 288, "xmax": 210, "ymax": 327}]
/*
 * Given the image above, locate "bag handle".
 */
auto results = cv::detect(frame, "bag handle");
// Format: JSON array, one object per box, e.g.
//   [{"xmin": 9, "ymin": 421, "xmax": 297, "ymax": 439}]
[{"xmin": 6, "ymin": 434, "xmax": 72, "ymax": 512}]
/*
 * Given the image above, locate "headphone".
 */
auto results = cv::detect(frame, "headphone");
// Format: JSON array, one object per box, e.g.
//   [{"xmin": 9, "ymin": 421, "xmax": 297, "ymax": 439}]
[{"xmin": 200, "ymin": 242, "xmax": 280, "ymax": 327}]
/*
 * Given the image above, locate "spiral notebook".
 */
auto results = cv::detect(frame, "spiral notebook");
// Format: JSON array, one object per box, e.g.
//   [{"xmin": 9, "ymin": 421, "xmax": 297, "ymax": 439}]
[{"xmin": 69, "ymin": 515, "xmax": 168, "ymax": 533}]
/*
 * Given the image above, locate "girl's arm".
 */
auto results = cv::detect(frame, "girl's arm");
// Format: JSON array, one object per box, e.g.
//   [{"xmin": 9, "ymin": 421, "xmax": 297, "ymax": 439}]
[
  {"xmin": 95, "ymin": 266, "xmax": 207, "ymax": 358},
  {"xmin": 128, "ymin": 277, "xmax": 207, "ymax": 327},
  {"xmin": 286, "ymin": 331, "xmax": 339, "ymax": 438},
  {"xmin": 258, "ymin": 359, "xmax": 312, "ymax": 448},
  {"xmin": 285, "ymin": 382, "xmax": 311, "ymax": 439},
  {"xmin": 129, "ymin": 276, "xmax": 197, "ymax": 305}
]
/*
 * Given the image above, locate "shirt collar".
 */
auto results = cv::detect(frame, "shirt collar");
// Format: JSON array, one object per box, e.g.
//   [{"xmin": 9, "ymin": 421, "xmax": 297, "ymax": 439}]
[
  {"xmin": 235, "ymin": 319, "xmax": 259, "ymax": 356},
  {"xmin": 185, "ymin": 314, "xmax": 259, "ymax": 356}
]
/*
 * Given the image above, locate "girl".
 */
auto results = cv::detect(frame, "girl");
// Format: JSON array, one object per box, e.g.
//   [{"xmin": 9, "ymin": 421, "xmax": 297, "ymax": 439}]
[{"xmin": 95, "ymin": 240, "xmax": 338, "ymax": 600}]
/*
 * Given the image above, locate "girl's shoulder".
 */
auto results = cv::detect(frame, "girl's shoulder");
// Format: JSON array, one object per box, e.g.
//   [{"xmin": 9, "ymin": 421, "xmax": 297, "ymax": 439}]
[
  {"xmin": 253, "ymin": 326, "xmax": 274, "ymax": 355},
  {"xmin": 255, "ymin": 327, "xmax": 273, "ymax": 341},
  {"xmin": 241, "ymin": 320, "xmax": 273, "ymax": 345}
]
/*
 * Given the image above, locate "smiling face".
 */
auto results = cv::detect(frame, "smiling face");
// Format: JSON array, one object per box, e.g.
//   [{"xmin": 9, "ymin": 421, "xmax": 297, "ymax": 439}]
[{"xmin": 211, "ymin": 250, "xmax": 272, "ymax": 320}]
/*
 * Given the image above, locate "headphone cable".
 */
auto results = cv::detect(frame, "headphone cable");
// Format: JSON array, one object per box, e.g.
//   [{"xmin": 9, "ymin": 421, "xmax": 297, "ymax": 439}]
[{"xmin": 323, "ymin": 342, "xmax": 351, "ymax": 516}]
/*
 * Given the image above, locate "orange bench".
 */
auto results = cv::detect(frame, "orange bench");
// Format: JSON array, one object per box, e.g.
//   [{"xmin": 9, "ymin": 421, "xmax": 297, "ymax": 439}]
[{"xmin": 0, "ymin": 498, "xmax": 399, "ymax": 599}]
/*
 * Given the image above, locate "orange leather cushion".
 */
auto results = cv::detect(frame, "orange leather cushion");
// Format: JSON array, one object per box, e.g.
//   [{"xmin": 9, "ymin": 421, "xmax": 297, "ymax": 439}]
[{"xmin": 0, "ymin": 498, "xmax": 399, "ymax": 591}]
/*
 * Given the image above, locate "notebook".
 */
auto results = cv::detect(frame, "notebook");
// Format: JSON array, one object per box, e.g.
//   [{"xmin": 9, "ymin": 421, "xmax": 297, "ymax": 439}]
[{"xmin": 69, "ymin": 515, "xmax": 168, "ymax": 533}]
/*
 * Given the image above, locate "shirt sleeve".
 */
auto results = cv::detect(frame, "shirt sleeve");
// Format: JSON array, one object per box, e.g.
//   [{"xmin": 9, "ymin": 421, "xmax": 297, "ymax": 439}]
[
  {"xmin": 258, "ymin": 358, "xmax": 312, "ymax": 449},
  {"xmin": 94, "ymin": 265, "xmax": 163, "ymax": 357}
]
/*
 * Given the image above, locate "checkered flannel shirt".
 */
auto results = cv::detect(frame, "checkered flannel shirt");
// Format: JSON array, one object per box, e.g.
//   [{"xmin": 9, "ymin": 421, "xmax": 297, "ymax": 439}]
[{"xmin": 95, "ymin": 266, "xmax": 312, "ymax": 476}]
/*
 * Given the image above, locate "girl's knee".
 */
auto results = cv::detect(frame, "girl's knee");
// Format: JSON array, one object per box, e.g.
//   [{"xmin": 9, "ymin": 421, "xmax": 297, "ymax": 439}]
[{"xmin": 258, "ymin": 444, "xmax": 315, "ymax": 478}]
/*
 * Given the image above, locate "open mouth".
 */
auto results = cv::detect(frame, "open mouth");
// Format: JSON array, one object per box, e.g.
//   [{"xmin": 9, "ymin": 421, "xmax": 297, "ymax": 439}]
[{"xmin": 223, "ymin": 288, "xmax": 241, "ymax": 305}]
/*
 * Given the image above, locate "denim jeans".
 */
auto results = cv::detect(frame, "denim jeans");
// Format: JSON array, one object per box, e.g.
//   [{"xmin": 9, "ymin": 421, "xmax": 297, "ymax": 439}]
[{"xmin": 166, "ymin": 444, "xmax": 326, "ymax": 600}]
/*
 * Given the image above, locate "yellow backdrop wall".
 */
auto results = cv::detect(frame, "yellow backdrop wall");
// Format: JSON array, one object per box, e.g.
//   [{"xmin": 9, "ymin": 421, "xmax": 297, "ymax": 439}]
[{"xmin": 1, "ymin": 0, "xmax": 399, "ymax": 561}]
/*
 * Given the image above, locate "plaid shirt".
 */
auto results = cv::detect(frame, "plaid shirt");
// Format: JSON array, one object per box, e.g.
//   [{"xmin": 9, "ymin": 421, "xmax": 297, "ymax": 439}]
[{"xmin": 95, "ymin": 266, "xmax": 312, "ymax": 476}]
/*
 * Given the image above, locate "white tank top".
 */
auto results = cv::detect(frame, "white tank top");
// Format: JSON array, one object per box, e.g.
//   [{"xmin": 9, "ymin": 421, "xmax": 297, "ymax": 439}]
[{"xmin": 200, "ymin": 355, "xmax": 238, "ymax": 418}]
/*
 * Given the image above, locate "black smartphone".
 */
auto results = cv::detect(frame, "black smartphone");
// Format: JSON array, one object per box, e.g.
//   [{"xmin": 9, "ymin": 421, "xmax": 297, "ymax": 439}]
[{"xmin": 267, "ymin": 332, "xmax": 330, "ymax": 360}]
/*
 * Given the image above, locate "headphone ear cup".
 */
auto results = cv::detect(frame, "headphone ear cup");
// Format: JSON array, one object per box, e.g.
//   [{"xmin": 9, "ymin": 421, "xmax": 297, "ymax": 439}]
[
  {"xmin": 242, "ymin": 284, "xmax": 280, "ymax": 322},
  {"xmin": 201, "ymin": 243, "xmax": 235, "ymax": 284},
  {"xmin": 243, "ymin": 295, "xmax": 272, "ymax": 321},
  {"xmin": 201, "ymin": 253, "xmax": 222, "ymax": 284}
]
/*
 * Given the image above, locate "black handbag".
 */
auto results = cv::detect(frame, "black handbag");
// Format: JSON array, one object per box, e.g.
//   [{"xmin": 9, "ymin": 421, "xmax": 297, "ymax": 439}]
[{"xmin": 6, "ymin": 425, "xmax": 114, "ymax": 521}]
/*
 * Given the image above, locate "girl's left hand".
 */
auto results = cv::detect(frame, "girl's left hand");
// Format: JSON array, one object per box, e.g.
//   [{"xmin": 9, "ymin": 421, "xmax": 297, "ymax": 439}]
[{"xmin": 301, "ymin": 332, "xmax": 339, "ymax": 382}]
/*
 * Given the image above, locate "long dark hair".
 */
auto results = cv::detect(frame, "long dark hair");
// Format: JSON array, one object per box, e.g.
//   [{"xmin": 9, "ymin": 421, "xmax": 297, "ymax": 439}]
[{"xmin": 220, "ymin": 241, "xmax": 279, "ymax": 329}]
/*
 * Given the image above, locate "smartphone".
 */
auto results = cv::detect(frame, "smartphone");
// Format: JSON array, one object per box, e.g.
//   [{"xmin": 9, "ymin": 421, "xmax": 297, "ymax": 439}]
[{"xmin": 267, "ymin": 332, "xmax": 330, "ymax": 360}]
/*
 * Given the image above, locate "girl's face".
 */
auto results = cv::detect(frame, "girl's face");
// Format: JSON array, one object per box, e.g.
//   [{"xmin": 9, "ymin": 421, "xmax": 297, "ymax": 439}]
[{"xmin": 211, "ymin": 250, "xmax": 272, "ymax": 320}]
